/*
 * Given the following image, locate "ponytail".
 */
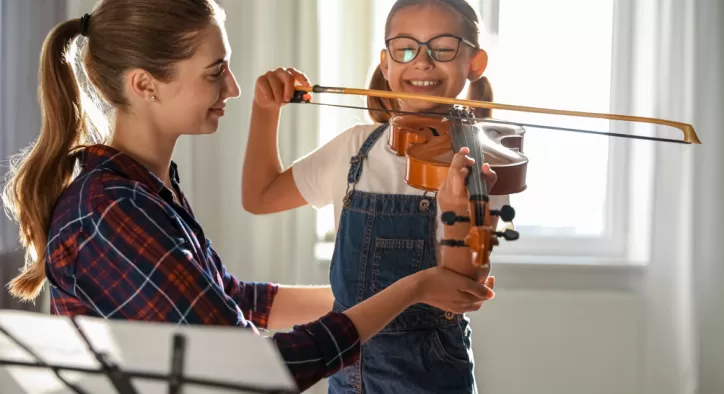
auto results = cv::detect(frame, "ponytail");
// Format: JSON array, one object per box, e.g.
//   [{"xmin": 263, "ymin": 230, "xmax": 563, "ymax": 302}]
[
  {"xmin": 2, "ymin": 18, "xmax": 88, "ymax": 301},
  {"xmin": 366, "ymin": 65, "xmax": 400, "ymax": 124},
  {"xmin": 467, "ymin": 76, "xmax": 493, "ymax": 119}
]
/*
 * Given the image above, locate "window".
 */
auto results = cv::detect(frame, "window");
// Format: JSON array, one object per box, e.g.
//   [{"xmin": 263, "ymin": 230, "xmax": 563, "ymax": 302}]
[{"xmin": 315, "ymin": 0, "xmax": 639, "ymax": 263}]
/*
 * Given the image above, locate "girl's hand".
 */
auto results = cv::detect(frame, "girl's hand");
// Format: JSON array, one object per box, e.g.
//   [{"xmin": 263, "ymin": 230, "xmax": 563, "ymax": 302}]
[
  {"xmin": 254, "ymin": 67, "xmax": 311, "ymax": 110},
  {"xmin": 438, "ymin": 147, "xmax": 497, "ymax": 215},
  {"xmin": 411, "ymin": 266, "xmax": 495, "ymax": 314}
]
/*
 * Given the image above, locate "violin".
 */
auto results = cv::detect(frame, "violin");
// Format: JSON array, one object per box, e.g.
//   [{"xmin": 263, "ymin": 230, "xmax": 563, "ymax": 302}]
[
  {"xmin": 388, "ymin": 112, "xmax": 528, "ymax": 195},
  {"xmin": 290, "ymin": 84, "xmax": 701, "ymax": 270}
]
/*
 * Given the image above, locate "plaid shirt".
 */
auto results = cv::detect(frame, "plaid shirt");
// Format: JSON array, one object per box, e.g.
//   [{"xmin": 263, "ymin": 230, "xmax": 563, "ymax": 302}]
[{"xmin": 46, "ymin": 144, "xmax": 360, "ymax": 391}]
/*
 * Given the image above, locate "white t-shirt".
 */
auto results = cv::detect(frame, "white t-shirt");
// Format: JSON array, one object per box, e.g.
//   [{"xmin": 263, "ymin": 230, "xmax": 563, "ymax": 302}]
[{"xmin": 292, "ymin": 123, "xmax": 510, "ymax": 240}]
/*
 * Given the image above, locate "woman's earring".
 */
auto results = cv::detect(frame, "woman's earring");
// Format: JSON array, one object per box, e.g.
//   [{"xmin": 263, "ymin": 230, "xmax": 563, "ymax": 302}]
[{"xmin": 151, "ymin": 96, "xmax": 156, "ymax": 102}]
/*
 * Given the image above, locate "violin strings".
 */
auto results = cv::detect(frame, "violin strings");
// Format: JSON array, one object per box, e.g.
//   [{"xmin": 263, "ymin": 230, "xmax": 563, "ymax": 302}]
[
  {"xmin": 293, "ymin": 100, "xmax": 689, "ymax": 144},
  {"xmin": 450, "ymin": 108, "xmax": 485, "ymax": 226}
]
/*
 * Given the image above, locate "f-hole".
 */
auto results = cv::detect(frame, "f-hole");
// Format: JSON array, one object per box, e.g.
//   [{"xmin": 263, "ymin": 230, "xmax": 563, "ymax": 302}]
[{"xmin": 420, "ymin": 127, "xmax": 439, "ymax": 136}]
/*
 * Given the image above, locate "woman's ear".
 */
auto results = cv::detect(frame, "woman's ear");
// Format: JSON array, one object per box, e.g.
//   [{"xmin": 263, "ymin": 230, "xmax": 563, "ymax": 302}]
[
  {"xmin": 127, "ymin": 68, "xmax": 158, "ymax": 103},
  {"xmin": 380, "ymin": 49, "xmax": 390, "ymax": 80},
  {"xmin": 468, "ymin": 49, "xmax": 488, "ymax": 81}
]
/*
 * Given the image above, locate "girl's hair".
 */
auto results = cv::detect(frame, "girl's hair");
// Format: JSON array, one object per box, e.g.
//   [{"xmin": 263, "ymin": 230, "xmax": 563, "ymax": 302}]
[
  {"xmin": 368, "ymin": 0, "xmax": 493, "ymax": 123},
  {"xmin": 1, "ymin": 0, "xmax": 225, "ymax": 302}
]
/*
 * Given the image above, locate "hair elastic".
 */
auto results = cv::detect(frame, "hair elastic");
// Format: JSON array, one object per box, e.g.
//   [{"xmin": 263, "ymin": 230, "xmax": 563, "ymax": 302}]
[{"xmin": 79, "ymin": 13, "xmax": 91, "ymax": 37}]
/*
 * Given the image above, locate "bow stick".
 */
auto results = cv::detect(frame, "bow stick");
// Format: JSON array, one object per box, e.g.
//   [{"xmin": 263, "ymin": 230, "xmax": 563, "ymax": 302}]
[{"xmin": 292, "ymin": 85, "xmax": 702, "ymax": 145}]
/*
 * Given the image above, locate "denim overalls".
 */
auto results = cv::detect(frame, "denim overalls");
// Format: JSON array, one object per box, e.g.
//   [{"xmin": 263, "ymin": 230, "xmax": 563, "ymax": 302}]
[{"xmin": 328, "ymin": 125, "xmax": 477, "ymax": 393}]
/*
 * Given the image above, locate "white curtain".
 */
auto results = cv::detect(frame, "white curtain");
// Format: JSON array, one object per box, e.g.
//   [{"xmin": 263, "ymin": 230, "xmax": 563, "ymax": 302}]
[
  {"xmin": 182, "ymin": 0, "xmax": 323, "ymax": 285},
  {"xmin": 0, "ymin": 0, "xmax": 65, "ymax": 252},
  {"xmin": 689, "ymin": 0, "xmax": 724, "ymax": 392},
  {"xmin": 0, "ymin": 0, "xmax": 67, "ymax": 312},
  {"xmin": 633, "ymin": 0, "xmax": 723, "ymax": 393}
]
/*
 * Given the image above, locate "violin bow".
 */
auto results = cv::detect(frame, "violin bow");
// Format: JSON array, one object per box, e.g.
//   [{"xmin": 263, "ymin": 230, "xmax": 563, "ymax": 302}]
[
  {"xmin": 291, "ymin": 84, "xmax": 701, "ymax": 275},
  {"xmin": 292, "ymin": 85, "xmax": 702, "ymax": 145}
]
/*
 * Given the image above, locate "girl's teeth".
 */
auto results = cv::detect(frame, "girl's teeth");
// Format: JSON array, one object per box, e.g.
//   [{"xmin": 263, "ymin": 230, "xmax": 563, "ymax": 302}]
[{"xmin": 409, "ymin": 80, "xmax": 439, "ymax": 87}]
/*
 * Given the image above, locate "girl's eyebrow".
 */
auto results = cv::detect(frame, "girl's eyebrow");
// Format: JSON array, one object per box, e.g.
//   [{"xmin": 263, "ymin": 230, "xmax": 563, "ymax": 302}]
[{"xmin": 387, "ymin": 32, "xmax": 460, "ymax": 40}]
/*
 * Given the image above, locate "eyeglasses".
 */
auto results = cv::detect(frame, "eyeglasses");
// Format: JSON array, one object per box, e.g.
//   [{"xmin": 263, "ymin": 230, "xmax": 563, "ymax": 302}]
[{"xmin": 385, "ymin": 34, "xmax": 477, "ymax": 64}]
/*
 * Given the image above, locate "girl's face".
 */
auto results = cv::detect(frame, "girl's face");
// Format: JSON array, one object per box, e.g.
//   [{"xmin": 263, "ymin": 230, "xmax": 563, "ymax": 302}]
[
  {"xmin": 146, "ymin": 22, "xmax": 241, "ymax": 137},
  {"xmin": 380, "ymin": 4, "xmax": 486, "ymax": 113}
]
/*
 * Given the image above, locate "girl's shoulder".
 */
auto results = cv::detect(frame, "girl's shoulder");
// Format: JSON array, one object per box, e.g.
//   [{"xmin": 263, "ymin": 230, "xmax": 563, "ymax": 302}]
[{"xmin": 333, "ymin": 122, "xmax": 388, "ymax": 149}]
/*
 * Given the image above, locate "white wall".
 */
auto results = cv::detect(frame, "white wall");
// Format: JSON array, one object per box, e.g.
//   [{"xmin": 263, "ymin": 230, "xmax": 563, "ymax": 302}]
[{"xmin": 471, "ymin": 287, "xmax": 641, "ymax": 394}]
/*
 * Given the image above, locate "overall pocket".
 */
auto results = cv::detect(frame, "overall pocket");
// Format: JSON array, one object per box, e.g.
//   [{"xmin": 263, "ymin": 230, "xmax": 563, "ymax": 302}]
[
  {"xmin": 429, "ymin": 324, "xmax": 474, "ymax": 364},
  {"xmin": 370, "ymin": 238, "xmax": 425, "ymax": 294}
]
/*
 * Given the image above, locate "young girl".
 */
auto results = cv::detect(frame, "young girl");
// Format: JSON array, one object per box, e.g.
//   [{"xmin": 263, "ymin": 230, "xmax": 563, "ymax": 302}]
[
  {"xmin": 243, "ymin": 0, "xmax": 507, "ymax": 392},
  {"xmin": 1, "ymin": 0, "xmax": 495, "ymax": 392}
]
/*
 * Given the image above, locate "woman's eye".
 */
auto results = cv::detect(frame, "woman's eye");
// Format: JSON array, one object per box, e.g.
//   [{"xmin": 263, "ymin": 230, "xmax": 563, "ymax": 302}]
[{"xmin": 211, "ymin": 64, "xmax": 226, "ymax": 78}]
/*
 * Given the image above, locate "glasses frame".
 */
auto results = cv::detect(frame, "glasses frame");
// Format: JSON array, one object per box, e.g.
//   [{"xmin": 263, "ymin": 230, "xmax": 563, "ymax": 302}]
[{"xmin": 384, "ymin": 34, "xmax": 478, "ymax": 64}]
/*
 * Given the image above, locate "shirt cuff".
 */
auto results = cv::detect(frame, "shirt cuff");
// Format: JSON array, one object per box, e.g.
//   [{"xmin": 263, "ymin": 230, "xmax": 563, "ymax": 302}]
[
  {"xmin": 247, "ymin": 282, "xmax": 280, "ymax": 330},
  {"xmin": 294, "ymin": 311, "xmax": 361, "ymax": 374}
]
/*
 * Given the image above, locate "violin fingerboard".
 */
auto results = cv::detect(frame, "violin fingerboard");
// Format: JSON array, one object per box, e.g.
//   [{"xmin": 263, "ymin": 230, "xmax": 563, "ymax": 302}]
[{"xmin": 449, "ymin": 121, "xmax": 489, "ymax": 202}]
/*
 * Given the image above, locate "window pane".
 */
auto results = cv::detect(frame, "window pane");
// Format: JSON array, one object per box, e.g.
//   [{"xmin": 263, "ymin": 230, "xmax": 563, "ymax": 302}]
[
  {"xmin": 315, "ymin": 0, "xmax": 616, "ymax": 245},
  {"xmin": 486, "ymin": 0, "xmax": 614, "ymax": 237}
]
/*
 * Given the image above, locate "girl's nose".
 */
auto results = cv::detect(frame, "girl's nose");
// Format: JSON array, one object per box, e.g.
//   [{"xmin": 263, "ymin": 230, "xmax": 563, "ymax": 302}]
[{"xmin": 413, "ymin": 50, "xmax": 435, "ymax": 70}]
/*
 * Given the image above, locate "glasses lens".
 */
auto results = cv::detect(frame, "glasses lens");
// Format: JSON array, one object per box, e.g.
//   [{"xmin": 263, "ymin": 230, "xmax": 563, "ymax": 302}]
[
  {"xmin": 387, "ymin": 37, "xmax": 420, "ymax": 63},
  {"xmin": 427, "ymin": 36, "xmax": 461, "ymax": 61}
]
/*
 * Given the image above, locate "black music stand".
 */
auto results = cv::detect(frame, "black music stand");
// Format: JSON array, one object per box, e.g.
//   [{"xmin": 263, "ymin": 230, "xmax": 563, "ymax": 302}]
[{"xmin": 0, "ymin": 310, "xmax": 298, "ymax": 393}]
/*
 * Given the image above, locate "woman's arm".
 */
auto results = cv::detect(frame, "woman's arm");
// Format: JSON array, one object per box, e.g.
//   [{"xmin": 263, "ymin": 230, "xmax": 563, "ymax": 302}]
[
  {"xmin": 273, "ymin": 265, "xmax": 494, "ymax": 391},
  {"xmin": 267, "ymin": 285, "xmax": 334, "ymax": 329},
  {"xmin": 65, "ymin": 182, "xmax": 493, "ymax": 393}
]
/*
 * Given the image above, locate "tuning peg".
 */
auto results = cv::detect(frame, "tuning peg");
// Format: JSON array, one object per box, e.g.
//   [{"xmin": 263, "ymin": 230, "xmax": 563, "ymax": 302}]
[
  {"xmin": 441, "ymin": 211, "xmax": 470, "ymax": 226},
  {"xmin": 490, "ymin": 205, "xmax": 515, "ymax": 222},
  {"xmin": 495, "ymin": 229, "xmax": 519, "ymax": 241}
]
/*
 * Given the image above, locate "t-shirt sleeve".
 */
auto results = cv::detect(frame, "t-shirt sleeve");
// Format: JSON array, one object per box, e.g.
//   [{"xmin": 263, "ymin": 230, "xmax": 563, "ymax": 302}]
[
  {"xmin": 291, "ymin": 125, "xmax": 361, "ymax": 209},
  {"xmin": 489, "ymin": 194, "xmax": 511, "ymax": 210}
]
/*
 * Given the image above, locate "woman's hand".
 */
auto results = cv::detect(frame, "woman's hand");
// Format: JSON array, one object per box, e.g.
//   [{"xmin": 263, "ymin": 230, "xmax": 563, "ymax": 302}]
[
  {"xmin": 341, "ymin": 266, "xmax": 495, "ymax": 344},
  {"xmin": 411, "ymin": 266, "xmax": 495, "ymax": 314},
  {"xmin": 436, "ymin": 147, "xmax": 499, "ymax": 281},
  {"xmin": 437, "ymin": 147, "xmax": 497, "ymax": 215},
  {"xmin": 254, "ymin": 67, "xmax": 311, "ymax": 110}
]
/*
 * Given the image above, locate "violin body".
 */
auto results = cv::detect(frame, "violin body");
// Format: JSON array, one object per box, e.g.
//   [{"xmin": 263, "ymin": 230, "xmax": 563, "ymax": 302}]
[{"xmin": 388, "ymin": 113, "xmax": 529, "ymax": 195}]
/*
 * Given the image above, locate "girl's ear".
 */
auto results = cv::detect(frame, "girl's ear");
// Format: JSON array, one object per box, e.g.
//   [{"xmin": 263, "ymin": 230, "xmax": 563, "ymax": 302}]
[
  {"xmin": 380, "ymin": 49, "xmax": 390, "ymax": 80},
  {"xmin": 468, "ymin": 48, "xmax": 488, "ymax": 81}
]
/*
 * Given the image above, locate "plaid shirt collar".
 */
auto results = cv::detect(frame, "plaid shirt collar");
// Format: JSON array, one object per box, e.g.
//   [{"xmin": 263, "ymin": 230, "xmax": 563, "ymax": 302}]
[{"xmin": 80, "ymin": 144, "xmax": 181, "ymax": 194}]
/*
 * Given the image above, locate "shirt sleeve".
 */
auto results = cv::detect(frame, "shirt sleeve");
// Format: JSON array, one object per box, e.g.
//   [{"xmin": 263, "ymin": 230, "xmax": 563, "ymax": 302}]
[
  {"xmin": 211, "ymin": 247, "xmax": 279, "ymax": 329},
  {"xmin": 272, "ymin": 312, "xmax": 361, "ymax": 392},
  {"xmin": 74, "ymin": 188, "xmax": 257, "ymax": 327},
  {"xmin": 490, "ymin": 193, "xmax": 511, "ymax": 210},
  {"xmin": 291, "ymin": 124, "xmax": 359, "ymax": 209}
]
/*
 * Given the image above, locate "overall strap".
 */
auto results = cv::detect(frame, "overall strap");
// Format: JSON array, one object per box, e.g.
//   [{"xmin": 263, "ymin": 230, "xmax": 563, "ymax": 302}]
[{"xmin": 347, "ymin": 124, "xmax": 388, "ymax": 184}]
